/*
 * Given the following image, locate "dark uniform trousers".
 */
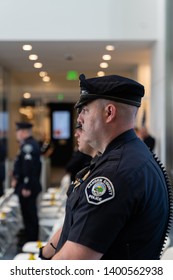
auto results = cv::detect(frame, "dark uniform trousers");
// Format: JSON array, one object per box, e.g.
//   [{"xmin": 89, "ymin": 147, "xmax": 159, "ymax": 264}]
[{"xmin": 19, "ymin": 194, "xmax": 39, "ymax": 241}]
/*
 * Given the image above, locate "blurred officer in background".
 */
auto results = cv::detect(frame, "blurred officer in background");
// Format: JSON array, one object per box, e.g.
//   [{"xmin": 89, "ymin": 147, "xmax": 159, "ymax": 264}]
[
  {"xmin": 139, "ymin": 126, "xmax": 156, "ymax": 152},
  {"xmin": 65, "ymin": 123, "xmax": 99, "ymax": 197},
  {"xmin": 39, "ymin": 74, "xmax": 172, "ymax": 260},
  {"xmin": 65, "ymin": 130, "xmax": 93, "ymax": 182},
  {"xmin": 11, "ymin": 122, "xmax": 42, "ymax": 244},
  {"xmin": 0, "ymin": 135, "xmax": 7, "ymax": 197}
]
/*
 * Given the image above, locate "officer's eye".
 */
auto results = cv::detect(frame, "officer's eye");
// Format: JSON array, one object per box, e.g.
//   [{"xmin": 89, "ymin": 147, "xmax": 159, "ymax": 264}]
[
  {"xmin": 81, "ymin": 107, "xmax": 88, "ymax": 114},
  {"xmin": 77, "ymin": 107, "xmax": 82, "ymax": 114}
]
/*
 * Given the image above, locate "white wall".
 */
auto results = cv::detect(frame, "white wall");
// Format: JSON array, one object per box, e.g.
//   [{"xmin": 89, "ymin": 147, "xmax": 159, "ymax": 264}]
[
  {"xmin": 150, "ymin": 0, "xmax": 166, "ymax": 163},
  {"xmin": 165, "ymin": 0, "xmax": 173, "ymax": 177},
  {"xmin": 136, "ymin": 64, "xmax": 151, "ymax": 129},
  {"xmin": 0, "ymin": 0, "xmax": 159, "ymax": 40}
]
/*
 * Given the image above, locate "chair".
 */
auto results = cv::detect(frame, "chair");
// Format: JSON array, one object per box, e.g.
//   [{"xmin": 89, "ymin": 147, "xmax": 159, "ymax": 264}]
[
  {"xmin": 13, "ymin": 217, "xmax": 64, "ymax": 260},
  {"xmin": 12, "ymin": 174, "xmax": 69, "ymax": 260},
  {"xmin": 22, "ymin": 241, "xmax": 47, "ymax": 254},
  {"xmin": 0, "ymin": 192, "xmax": 22, "ymax": 257},
  {"xmin": 13, "ymin": 253, "xmax": 39, "ymax": 260}
]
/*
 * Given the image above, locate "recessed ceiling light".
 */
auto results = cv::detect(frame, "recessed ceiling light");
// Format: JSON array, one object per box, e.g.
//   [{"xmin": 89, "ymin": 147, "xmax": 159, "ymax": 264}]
[
  {"xmin": 97, "ymin": 71, "xmax": 105, "ymax": 77},
  {"xmin": 102, "ymin": 54, "xmax": 111, "ymax": 61},
  {"xmin": 34, "ymin": 62, "xmax": 43, "ymax": 68},
  {"xmin": 42, "ymin": 76, "xmax": 51, "ymax": 82},
  {"xmin": 106, "ymin": 45, "xmax": 115, "ymax": 51},
  {"xmin": 100, "ymin": 62, "xmax": 108, "ymax": 68},
  {"xmin": 23, "ymin": 92, "xmax": 31, "ymax": 99},
  {"xmin": 22, "ymin": 44, "xmax": 32, "ymax": 51},
  {"xmin": 29, "ymin": 54, "xmax": 38, "ymax": 61},
  {"xmin": 39, "ymin": 71, "xmax": 48, "ymax": 77}
]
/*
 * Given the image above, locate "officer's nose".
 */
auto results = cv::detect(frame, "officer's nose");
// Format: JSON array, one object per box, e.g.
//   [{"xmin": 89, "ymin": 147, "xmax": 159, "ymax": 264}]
[{"xmin": 77, "ymin": 114, "xmax": 83, "ymax": 125}]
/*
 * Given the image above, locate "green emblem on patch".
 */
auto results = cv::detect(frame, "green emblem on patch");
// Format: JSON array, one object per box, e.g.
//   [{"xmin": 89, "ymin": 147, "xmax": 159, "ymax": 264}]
[
  {"xmin": 85, "ymin": 176, "xmax": 115, "ymax": 205},
  {"xmin": 92, "ymin": 183, "xmax": 106, "ymax": 196}
]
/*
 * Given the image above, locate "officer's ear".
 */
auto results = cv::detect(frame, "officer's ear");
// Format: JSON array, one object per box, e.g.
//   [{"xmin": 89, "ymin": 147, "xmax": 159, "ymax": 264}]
[{"xmin": 105, "ymin": 103, "xmax": 117, "ymax": 123}]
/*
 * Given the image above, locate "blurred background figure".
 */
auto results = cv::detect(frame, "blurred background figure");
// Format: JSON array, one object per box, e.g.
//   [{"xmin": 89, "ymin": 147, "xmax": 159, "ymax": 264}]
[
  {"xmin": 0, "ymin": 134, "xmax": 7, "ymax": 197},
  {"xmin": 65, "ymin": 123, "xmax": 99, "ymax": 197},
  {"xmin": 11, "ymin": 122, "xmax": 42, "ymax": 246},
  {"xmin": 140, "ymin": 126, "xmax": 156, "ymax": 152},
  {"xmin": 38, "ymin": 132, "xmax": 55, "ymax": 158},
  {"xmin": 65, "ymin": 124, "xmax": 93, "ymax": 182}
]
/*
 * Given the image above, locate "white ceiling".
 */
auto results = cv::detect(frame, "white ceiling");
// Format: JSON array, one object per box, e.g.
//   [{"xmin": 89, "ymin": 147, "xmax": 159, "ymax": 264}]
[{"xmin": 0, "ymin": 40, "xmax": 152, "ymax": 103}]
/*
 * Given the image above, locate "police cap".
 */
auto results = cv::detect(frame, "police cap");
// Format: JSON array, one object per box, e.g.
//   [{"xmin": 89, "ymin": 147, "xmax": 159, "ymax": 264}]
[
  {"xmin": 15, "ymin": 122, "xmax": 33, "ymax": 130},
  {"xmin": 75, "ymin": 74, "xmax": 145, "ymax": 109}
]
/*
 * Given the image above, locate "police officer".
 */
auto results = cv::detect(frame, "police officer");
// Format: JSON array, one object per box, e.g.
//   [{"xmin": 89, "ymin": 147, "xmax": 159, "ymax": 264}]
[
  {"xmin": 40, "ymin": 74, "xmax": 172, "ymax": 260},
  {"xmin": 11, "ymin": 122, "xmax": 42, "ymax": 243},
  {"xmin": 65, "ymin": 123, "xmax": 93, "ymax": 182},
  {"xmin": 65, "ymin": 123, "xmax": 99, "ymax": 198}
]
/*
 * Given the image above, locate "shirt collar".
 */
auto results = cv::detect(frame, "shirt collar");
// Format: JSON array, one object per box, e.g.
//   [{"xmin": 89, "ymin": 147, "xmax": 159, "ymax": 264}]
[{"xmin": 104, "ymin": 129, "xmax": 137, "ymax": 154}]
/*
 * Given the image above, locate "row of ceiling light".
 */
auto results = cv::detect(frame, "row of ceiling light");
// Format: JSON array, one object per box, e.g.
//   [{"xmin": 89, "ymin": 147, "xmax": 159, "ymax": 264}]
[
  {"xmin": 22, "ymin": 44, "xmax": 51, "ymax": 100},
  {"xmin": 97, "ymin": 45, "xmax": 115, "ymax": 77},
  {"xmin": 22, "ymin": 44, "xmax": 51, "ymax": 83},
  {"xmin": 21, "ymin": 43, "xmax": 115, "ymax": 100}
]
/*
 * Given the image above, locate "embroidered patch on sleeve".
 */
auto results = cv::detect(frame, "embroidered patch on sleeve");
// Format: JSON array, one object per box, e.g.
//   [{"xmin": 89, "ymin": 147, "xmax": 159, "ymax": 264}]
[{"xmin": 85, "ymin": 176, "xmax": 115, "ymax": 205}]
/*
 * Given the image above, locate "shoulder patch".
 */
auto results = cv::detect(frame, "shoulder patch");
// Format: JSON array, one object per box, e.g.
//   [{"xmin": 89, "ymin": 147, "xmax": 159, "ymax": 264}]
[
  {"xmin": 22, "ymin": 144, "xmax": 33, "ymax": 154},
  {"xmin": 85, "ymin": 176, "xmax": 115, "ymax": 205}
]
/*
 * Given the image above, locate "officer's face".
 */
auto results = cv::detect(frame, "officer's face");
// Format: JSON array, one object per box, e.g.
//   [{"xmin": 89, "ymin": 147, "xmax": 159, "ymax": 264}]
[
  {"xmin": 74, "ymin": 127, "xmax": 95, "ymax": 157},
  {"xmin": 16, "ymin": 129, "xmax": 26, "ymax": 143},
  {"xmin": 77, "ymin": 100, "xmax": 105, "ymax": 152}
]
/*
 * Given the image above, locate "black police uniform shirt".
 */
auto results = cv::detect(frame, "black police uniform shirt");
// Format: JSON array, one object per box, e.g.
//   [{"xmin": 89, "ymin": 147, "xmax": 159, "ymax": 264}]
[
  {"xmin": 66, "ymin": 150, "xmax": 92, "ymax": 182},
  {"xmin": 13, "ymin": 136, "xmax": 42, "ymax": 196},
  {"xmin": 56, "ymin": 129, "xmax": 170, "ymax": 260}
]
